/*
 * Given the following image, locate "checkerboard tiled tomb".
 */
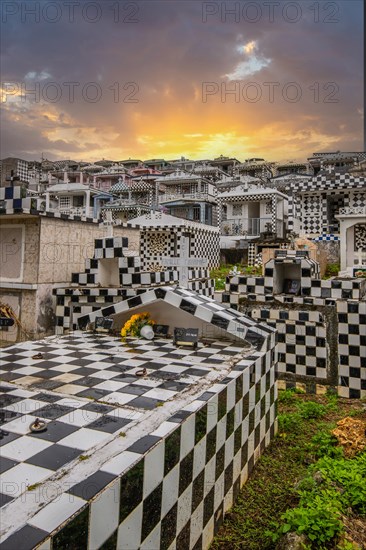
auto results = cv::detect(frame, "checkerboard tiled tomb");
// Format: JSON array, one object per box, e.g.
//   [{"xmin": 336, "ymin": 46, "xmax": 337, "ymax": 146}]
[
  {"xmin": 0, "ymin": 288, "xmax": 277, "ymax": 549},
  {"xmin": 55, "ymin": 236, "xmax": 216, "ymax": 333},
  {"xmin": 216, "ymin": 250, "xmax": 366, "ymax": 398}
]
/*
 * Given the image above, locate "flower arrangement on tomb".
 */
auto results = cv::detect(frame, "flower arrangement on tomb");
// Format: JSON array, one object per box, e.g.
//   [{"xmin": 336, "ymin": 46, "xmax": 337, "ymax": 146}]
[{"xmin": 121, "ymin": 312, "xmax": 155, "ymax": 338}]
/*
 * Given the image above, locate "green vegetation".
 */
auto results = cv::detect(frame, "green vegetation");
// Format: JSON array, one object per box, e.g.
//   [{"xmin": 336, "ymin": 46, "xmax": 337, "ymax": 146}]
[
  {"xmin": 211, "ymin": 392, "xmax": 365, "ymax": 550},
  {"xmin": 323, "ymin": 263, "xmax": 341, "ymax": 279},
  {"xmin": 210, "ymin": 264, "xmax": 262, "ymax": 290}
]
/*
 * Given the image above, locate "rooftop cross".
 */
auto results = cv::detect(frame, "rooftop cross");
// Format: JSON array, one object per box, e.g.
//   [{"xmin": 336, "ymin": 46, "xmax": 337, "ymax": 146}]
[{"xmin": 162, "ymin": 233, "xmax": 208, "ymax": 288}]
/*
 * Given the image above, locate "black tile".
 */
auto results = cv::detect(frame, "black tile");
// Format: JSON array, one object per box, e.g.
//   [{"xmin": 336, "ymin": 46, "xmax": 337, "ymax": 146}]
[
  {"xmin": 164, "ymin": 427, "xmax": 181, "ymax": 476},
  {"xmin": 0, "ymin": 457, "xmax": 18, "ymax": 474},
  {"xmin": 29, "ymin": 421, "xmax": 79, "ymax": 442},
  {"xmin": 159, "ymin": 381, "xmax": 189, "ymax": 392},
  {"xmin": 68, "ymin": 471, "xmax": 116, "ymax": 500},
  {"xmin": 179, "ymin": 449, "xmax": 194, "ymax": 495},
  {"xmin": 218, "ymin": 388, "xmax": 227, "ymax": 421},
  {"xmin": 206, "ymin": 426, "xmax": 217, "ymax": 463},
  {"xmin": 116, "ymin": 384, "xmax": 150, "ymax": 396},
  {"xmin": 0, "ymin": 409, "xmax": 22, "ymax": 425},
  {"xmin": 52, "ymin": 505, "xmax": 89, "ymax": 550},
  {"xmin": 226, "ymin": 408, "xmax": 235, "ymax": 438},
  {"xmin": 71, "ymin": 376, "xmax": 101, "ymax": 388},
  {"xmin": 141, "ymin": 482, "xmax": 163, "ymax": 541},
  {"xmin": 0, "ymin": 395, "xmax": 23, "ymax": 407},
  {"xmin": 87, "ymin": 415, "xmax": 131, "ymax": 434},
  {"xmin": 120, "ymin": 459, "xmax": 144, "ymax": 522},
  {"xmin": 0, "ymin": 525, "xmax": 48, "ymax": 548},
  {"xmin": 33, "ymin": 393, "xmax": 61, "ymax": 403},
  {"xmin": 27, "ymin": 444, "xmax": 81, "ymax": 470},
  {"xmin": 30, "ymin": 380, "xmax": 65, "ymax": 391},
  {"xmin": 192, "ymin": 470, "xmax": 204, "ymax": 513},
  {"xmin": 36, "ymin": 404, "xmax": 74, "ymax": 420},
  {"xmin": 160, "ymin": 503, "xmax": 177, "ymax": 550},
  {"xmin": 0, "ymin": 430, "xmax": 20, "ymax": 446},
  {"xmin": 168, "ymin": 410, "xmax": 192, "ymax": 424},
  {"xmin": 70, "ymin": 367, "xmax": 99, "ymax": 377},
  {"xmin": 0, "ymin": 492, "xmax": 14, "ymax": 508},
  {"xmin": 215, "ymin": 445, "xmax": 225, "ymax": 480},
  {"xmin": 76, "ymin": 388, "xmax": 110, "ymax": 400},
  {"xmin": 81, "ymin": 403, "xmax": 114, "ymax": 414},
  {"xmin": 194, "ymin": 404, "xmax": 207, "ymax": 444},
  {"xmin": 99, "ymin": 529, "xmax": 118, "ymax": 549},
  {"xmin": 203, "ymin": 485, "xmax": 215, "ymax": 527},
  {"xmin": 128, "ymin": 435, "xmax": 160, "ymax": 454},
  {"xmin": 176, "ymin": 520, "xmax": 191, "ymax": 550},
  {"xmin": 127, "ymin": 396, "xmax": 161, "ymax": 410}
]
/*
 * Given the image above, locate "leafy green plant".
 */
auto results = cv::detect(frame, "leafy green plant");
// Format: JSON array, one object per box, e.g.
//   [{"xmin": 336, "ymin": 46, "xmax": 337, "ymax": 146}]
[
  {"xmin": 279, "ymin": 492, "xmax": 344, "ymax": 544},
  {"xmin": 309, "ymin": 431, "xmax": 343, "ymax": 458},
  {"xmin": 278, "ymin": 389, "xmax": 297, "ymax": 404},
  {"xmin": 278, "ymin": 412, "xmax": 303, "ymax": 433},
  {"xmin": 297, "ymin": 401, "xmax": 326, "ymax": 419}
]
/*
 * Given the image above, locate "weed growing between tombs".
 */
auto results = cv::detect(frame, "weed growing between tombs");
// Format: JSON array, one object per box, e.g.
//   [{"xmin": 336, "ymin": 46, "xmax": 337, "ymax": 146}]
[{"xmin": 211, "ymin": 390, "xmax": 365, "ymax": 550}]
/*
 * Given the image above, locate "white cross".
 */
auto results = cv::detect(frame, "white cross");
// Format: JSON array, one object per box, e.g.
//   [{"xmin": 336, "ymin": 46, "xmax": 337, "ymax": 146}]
[
  {"xmin": 103, "ymin": 211, "xmax": 114, "ymax": 238},
  {"xmin": 162, "ymin": 234, "xmax": 208, "ymax": 287}
]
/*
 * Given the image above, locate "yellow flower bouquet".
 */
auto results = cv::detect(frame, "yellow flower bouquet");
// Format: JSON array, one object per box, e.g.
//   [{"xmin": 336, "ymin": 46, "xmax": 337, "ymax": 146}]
[{"xmin": 121, "ymin": 312, "xmax": 155, "ymax": 339}]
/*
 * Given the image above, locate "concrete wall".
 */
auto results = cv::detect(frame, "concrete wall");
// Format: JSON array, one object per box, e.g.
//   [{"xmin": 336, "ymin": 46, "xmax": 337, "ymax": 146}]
[{"xmin": 0, "ymin": 215, "xmax": 140, "ymax": 341}]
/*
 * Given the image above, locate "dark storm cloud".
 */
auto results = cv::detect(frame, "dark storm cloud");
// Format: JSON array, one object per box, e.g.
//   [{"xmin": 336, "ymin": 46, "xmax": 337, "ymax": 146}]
[{"xmin": 0, "ymin": 0, "xmax": 363, "ymax": 160}]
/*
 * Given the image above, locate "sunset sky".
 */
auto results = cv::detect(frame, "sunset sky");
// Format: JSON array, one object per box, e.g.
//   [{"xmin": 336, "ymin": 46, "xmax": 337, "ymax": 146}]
[{"xmin": 0, "ymin": 0, "xmax": 363, "ymax": 163}]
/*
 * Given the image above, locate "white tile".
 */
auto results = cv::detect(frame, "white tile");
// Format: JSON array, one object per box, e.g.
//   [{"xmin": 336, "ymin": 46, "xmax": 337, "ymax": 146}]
[
  {"xmin": 29, "ymin": 493, "xmax": 86, "ymax": 533},
  {"xmin": 89, "ymin": 480, "xmax": 120, "ymax": 548},
  {"xmin": 116, "ymin": 503, "xmax": 142, "ymax": 549},
  {"xmin": 150, "ymin": 422, "xmax": 177, "ymax": 438},
  {"xmin": 101, "ymin": 451, "xmax": 141, "ymax": 476},
  {"xmin": 0, "ymin": 463, "xmax": 53, "ymax": 497},
  {"xmin": 102, "ymin": 393, "xmax": 136, "ymax": 406},
  {"xmin": 89, "ymin": 370, "xmax": 122, "ymax": 380},
  {"xmin": 1, "ymin": 414, "xmax": 44, "ymax": 435},
  {"xmin": 3, "ymin": 398, "xmax": 45, "ymax": 415},
  {"xmin": 54, "ymin": 397, "xmax": 85, "ymax": 408},
  {"xmin": 56, "ymin": 384, "xmax": 87, "ymax": 395},
  {"xmin": 59, "ymin": 428, "xmax": 110, "ymax": 451},
  {"xmin": 140, "ymin": 523, "xmax": 161, "ymax": 550},
  {"xmin": 143, "ymin": 388, "xmax": 176, "ymax": 401},
  {"xmin": 1, "ymin": 436, "xmax": 52, "ymax": 461},
  {"xmin": 143, "ymin": 444, "xmax": 165, "ymax": 497},
  {"xmin": 161, "ymin": 465, "xmax": 179, "ymax": 516},
  {"xmin": 93, "ymin": 381, "xmax": 129, "ymax": 392},
  {"xmin": 52, "ymin": 373, "xmax": 82, "ymax": 383},
  {"xmin": 57, "ymin": 408, "xmax": 102, "ymax": 427},
  {"xmin": 8, "ymin": 388, "xmax": 37, "ymax": 398},
  {"xmin": 49, "ymin": 364, "xmax": 80, "ymax": 373},
  {"xmin": 12, "ymin": 366, "xmax": 43, "ymax": 375}
]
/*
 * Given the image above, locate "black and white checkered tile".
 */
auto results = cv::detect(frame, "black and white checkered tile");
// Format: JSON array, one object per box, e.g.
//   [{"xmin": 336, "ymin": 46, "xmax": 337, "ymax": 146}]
[
  {"xmin": 0, "ymin": 336, "xmax": 277, "ymax": 549},
  {"xmin": 215, "ymin": 250, "xmax": 366, "ymax": 398},
  {"xmin": 337, "ymin": 300, "xmax": 366, "ymax": 399},
  {"xmin": 276, "ymin": 172, "xmax": 366, "ymax": 239},
  {"xmin": 250, "ymin": 308, "xmax": 328, "ymax": 380},
  {"xmin": 0, "ymin": 333, "xmax": 246, "ymax": 407},
  {"xmin": 76, "ymin": 286, "xmax": 276, "ymax": 353}
]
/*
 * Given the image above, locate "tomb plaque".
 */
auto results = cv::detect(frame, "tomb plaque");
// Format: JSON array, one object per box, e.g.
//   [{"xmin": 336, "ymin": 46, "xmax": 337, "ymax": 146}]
[
  {"xmin": 0, "ymin": 317, "xmax": 14, "ymax": 327},
  {"xmin": 153, "ymin": 324, "xmax": 169, "ymax": 337},
  {"xmin": 173, "ymin": 327, "xmax": 199, "ymax": 348},
  {"xmin": 283, "ymin": 279, "xmax": 301, "ymax": 295},
  {"xmin": 95, "ymin": 317, "xmax": 114, "ymax": 332}
]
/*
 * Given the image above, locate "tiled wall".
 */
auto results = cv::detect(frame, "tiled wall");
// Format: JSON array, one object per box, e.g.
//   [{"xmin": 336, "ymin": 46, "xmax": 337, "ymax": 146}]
[
  {"xmin": 20, "ymin": 346, "xmax": 277, "ymax": 550},
  {"xmin": 216, "ymin": 270, "xmax": 366, "ymax": 398}
]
